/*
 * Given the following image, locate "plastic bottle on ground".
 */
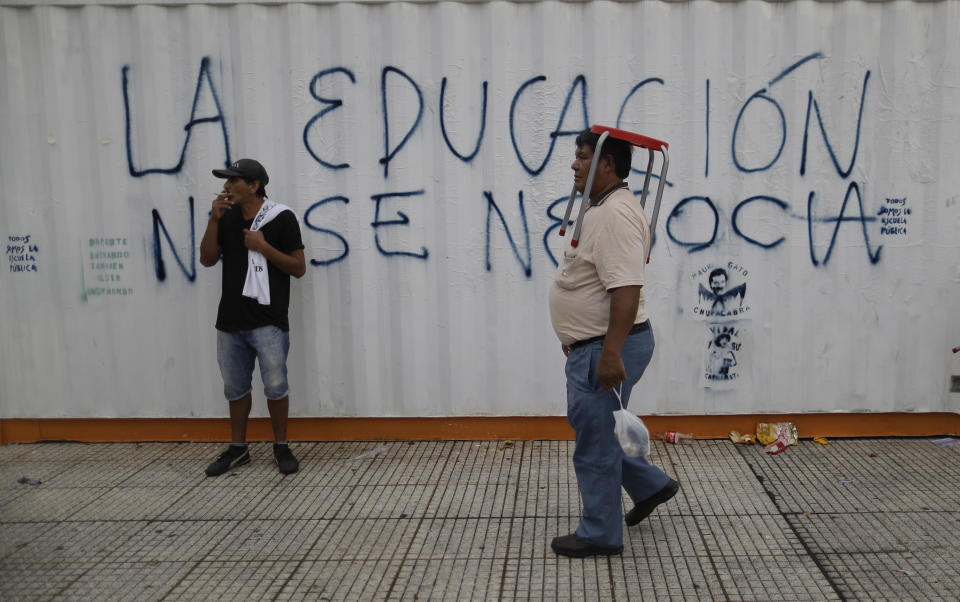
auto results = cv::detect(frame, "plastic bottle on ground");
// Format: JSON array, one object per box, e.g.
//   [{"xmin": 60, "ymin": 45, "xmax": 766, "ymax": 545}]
[{"xmin": 654, "ymin": 430, "xmax": 695, "ymax": 444}]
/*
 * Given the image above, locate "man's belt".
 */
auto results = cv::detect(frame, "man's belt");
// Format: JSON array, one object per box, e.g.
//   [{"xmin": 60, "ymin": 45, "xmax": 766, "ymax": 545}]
[{"xmin": 568, "ymin": 320, "xmax": 651, "ymax": 352}]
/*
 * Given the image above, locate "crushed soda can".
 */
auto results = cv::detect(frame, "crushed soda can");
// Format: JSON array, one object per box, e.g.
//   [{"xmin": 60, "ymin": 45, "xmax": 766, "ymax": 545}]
[
  {"xmin": 729, "ymin": 430, "xmax": 756, "ymax": 444},
  {"xmin": 756, "ymin": 422, "xmax": 798, "ymax": 446}
]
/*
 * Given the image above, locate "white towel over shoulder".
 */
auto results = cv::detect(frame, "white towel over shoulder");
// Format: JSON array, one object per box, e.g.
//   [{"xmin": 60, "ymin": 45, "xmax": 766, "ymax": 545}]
[{"xmin": 242, "ymin": 201, "xmax": 292, "ymax": 305}]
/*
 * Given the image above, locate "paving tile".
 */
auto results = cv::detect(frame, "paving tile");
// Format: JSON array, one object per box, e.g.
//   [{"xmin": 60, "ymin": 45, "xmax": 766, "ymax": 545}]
[
  {"xmin": 203, "ymin": 519, "xmax": 327, "ymax": 561},
  {"xmin": 0, "ymin": 487, "xmax": 108, "ymax": 521},
  {"xmin": 300, "ymin": 441, "xmax": 400, "ymax": 462},
  {"xmin": 612, "ymin": 554, "xmax": 718, "ymax": 601},
  {"xmin": 695, "ymin": 514, "xmax": 808, "ymax": 557},
  {"xmin": 242, "ymin": 485, "xmax": 348, "ymax": 520},
  {"xmin": 268, "ymin": 461, "xmax": 368, "ymax": 488},
  {"xmin": 502, "ymin": 516, "xmax": 556, "ymax": 559},
  {"xmin": 29, "ymin": 460, "xmax": 150, "ymax": 489},
  {"xmin": 6, "ymin": 443, "xmax": 173, "ymax": 466},
  {"xmin": 427, "ymin": 481, "xmax": 518, "ymax": 518},
  {"xmin": 152, "ymin": 442, "xmax": 232, "ymax": 461},
  {"xmin": 0, "ymin": 560, "xmax": 94, "ymax": 600},
  {"xmin": 337, "ymin": 484, "xmax": 442, "ymax": 519},
  {"xmin": 788, "ymin": 511, "xmax": 960, "ymax": 555},
  {"xmin": 391, "ymin": 557, "xmax": 502, "ymax": 600},
  {"xmin": 500, "ymin": 556, "xmax": 565, "ymax": 600},
  {"xmin": 665, "ymin": 478, "xmax": 779, "ymax": 516},
  {"xmin": 710, "ymin": 555, "xmax": 841, "ymax": 601},
  {"xmin": 660, "ymin": 438, "xmax": 753, "ymax": 478},
  {"xmin": 4, "ymin": 442, "xmax": 117, "ymax": 462},
  {"xmin": 625, "ymin": 515, "xmax": 711, "ymax": 558},
  {"xmin": 515, "ymin": 476, "xmax": 582, "ymax": 518},
  {"xmin": 69, "ymin": 486, "xmax": 192, "ymax": 521},
  {"xmin": 344, "ymin": 441, "xmax": 454, "ymax": 486},
  {"xmin": 441, "ymin": 441, "xmax": 522, "ymax": 485},
  {"xmin": 407, "ymin": 517, "xmax": 510, "ymax": 560},
  {"xmin": 117, "ymin": 458, "xmax": 209, "ymax": 487},
  {"xmin": 0, "ymin": 486, "xmax": 28, "ymax": 512},
  {"xmin": 162, "ymin": 560, "xmax": 294, "ymax": 600},
  {"xmin": 277, "ymin": 559, "xmax": 400, "ymax": 600},
  {"xmin": 107, "ymin": 520, "xmax": 238, "ymax": 562},
  {"xmin": 741, "ymin": 438, "xmax": 960, "ymax": 513},
  {"xmin": 0, "ymin": 461, "xmax": 80, "ymax": 490},
  {"xmin": 790, "ymin": 511, "xmax": 960, "ymax": 599},
  {"xmin": 515, "ymin": 441, "xmax": 581, "ymax": 518},
  {"xmin": 54, "ymin": 560, "xmax": 194, "ymax": 601},
  {"xmin": 819, "ymin": 550, "xmax": 960, "ymax": 601},
  {"xmin": 157, "ymin": 485, "xmax": 275, "ymax": 520},
  {"xmin": 0, "ymin": 443, "xmax": 31, "ymax": 463},
  {"xmin": 0, "ymin": 521, "xmax": 57, "ymax": 561},
  {"xmin": 531, "ymin": 551, "xmax": 611, "ymax": 601},
  {"xmin": 304, "ymin": 517, "xmax": 421, "ymax": 562},
  {"xmin": 7, "ymin": 520, "xmax": 146, "ymax": 564}
]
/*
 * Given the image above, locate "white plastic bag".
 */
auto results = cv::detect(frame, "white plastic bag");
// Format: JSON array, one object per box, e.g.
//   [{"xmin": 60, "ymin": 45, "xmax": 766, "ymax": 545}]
[{"xmin": 612, "ymin": 385, "xmax": 649, "ymax": 458}]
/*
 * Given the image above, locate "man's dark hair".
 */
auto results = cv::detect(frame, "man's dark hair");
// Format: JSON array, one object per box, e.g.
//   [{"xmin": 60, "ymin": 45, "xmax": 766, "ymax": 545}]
[
  {"xmin": 575, "ymin": 130, "xmax": 632, "ymax": 178},
  {"xmin": 246, "ymin": 179, "xmax": 268, "ymax": 199},
  {"xmin": 713, "ymin": 333, "xmax": 732, "ymax": 346},
  {"xmin": 709, "ymin": 268, "xmax": 728, "ymax": 282}
]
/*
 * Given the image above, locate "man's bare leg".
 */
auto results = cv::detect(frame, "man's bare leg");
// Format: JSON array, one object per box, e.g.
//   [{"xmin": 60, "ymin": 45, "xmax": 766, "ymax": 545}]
[
  {"xmin": 268, "ymin": 396, "xmax": 298, "ymax": 474},
  {"xmin": 229, "ymin": 393, "xmax": 253, "ymax": 443}
]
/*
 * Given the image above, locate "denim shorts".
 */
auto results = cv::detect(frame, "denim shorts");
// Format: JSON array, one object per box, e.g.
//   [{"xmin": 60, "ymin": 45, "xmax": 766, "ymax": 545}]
[{"xmin": 216, "ymin": 326, "xmax": 290, "ymax": 401}]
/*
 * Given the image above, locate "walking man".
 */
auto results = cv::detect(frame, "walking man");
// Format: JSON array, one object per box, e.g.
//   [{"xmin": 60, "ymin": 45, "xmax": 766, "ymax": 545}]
[
  {"xmin": 548, "ymin": 131, "xmax": 679, "ymax": 557},
  {"xmin": 200, "ymin": 159, "xmax": 306, "ymax": 476}
]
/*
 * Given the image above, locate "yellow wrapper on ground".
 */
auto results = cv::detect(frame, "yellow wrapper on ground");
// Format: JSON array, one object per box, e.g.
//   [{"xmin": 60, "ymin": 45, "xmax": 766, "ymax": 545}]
[
  {"xmin": 813, "ymin": 436, "xmax": 829, "ymax": 445},
  {"xmin": 756, "ymin": 422, "xmax": 798, "ymax": 446},
  {"xmin": 729, "ymin": 431, "xmax": 756, "ymax": 444}
]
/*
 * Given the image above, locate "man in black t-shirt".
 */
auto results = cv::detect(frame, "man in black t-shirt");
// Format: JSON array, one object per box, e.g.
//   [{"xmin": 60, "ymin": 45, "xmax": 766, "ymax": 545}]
[{"xmin": 200, "ymin": 159, "xmax": 306, "ymax": 476}]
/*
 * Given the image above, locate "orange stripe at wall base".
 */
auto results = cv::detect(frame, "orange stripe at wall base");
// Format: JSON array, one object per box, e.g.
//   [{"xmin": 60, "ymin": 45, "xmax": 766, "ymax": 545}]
[{"xmin": 1, "ymin": 413, "xmax": 958, "ymax": 444}]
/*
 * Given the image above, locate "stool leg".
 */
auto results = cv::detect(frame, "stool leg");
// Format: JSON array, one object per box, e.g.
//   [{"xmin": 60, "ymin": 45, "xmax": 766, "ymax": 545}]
[{"xmin": 571, "ymin": 130, "xmax": 610, "ymax": 247}]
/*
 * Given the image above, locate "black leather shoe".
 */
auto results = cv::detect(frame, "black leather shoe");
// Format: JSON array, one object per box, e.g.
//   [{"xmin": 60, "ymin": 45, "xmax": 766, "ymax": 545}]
[
  {"xmin": 625, "ymin": 478, "xmax": 679, "ymax": 526},
  {"xmin": 551, "ymin": 533, "xmax": 623, "ymax": 558}
]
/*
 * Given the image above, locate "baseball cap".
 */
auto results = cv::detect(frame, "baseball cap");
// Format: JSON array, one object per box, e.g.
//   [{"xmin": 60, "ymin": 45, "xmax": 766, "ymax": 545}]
[{"xmin": 212, "ymin": 158, "xmax": 269, "ymax": 186}]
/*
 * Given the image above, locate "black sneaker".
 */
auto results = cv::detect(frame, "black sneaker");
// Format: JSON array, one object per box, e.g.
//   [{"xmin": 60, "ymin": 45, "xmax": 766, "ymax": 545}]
[
  {"xmin": 551, "ymin": 533, "xmax": 623, "ymax": 558},
  {"xmin": 625, "ymin": 478, "xmax": 680, "ymax": 526},
  {"xmin": 273, "ymin": 444, "xmax": 299, "ymax": 475},
  {"xmin": 205, "ymin": 445, "xmax": 250, "ymax": 477}
]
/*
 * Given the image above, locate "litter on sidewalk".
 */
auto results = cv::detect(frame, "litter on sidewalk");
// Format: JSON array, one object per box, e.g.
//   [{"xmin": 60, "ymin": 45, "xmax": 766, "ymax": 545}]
[
  {"xmin": 352, "ymin": 445, "xmax": 389, "ymax": 460},
  {"xmin": 757, "ymin": 422, "xmax": 798, "ymax": 446},
  {"xmin": 758, "ymin": 422, "xmax": 798, "ymax": 454},
  {"xmin": 931, "ymin": 437, "xmax": 960, "ymax": 447}
]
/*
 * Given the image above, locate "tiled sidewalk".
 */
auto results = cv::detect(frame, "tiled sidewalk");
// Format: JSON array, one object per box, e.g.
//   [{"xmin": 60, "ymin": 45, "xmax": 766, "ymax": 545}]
[{"xmin": 1, "ymin": 438, "xmax": 958, "ymax": 600}]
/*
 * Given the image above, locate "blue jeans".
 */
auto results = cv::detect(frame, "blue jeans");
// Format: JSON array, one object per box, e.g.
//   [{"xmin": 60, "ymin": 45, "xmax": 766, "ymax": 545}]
[
  {"xmin": 565, "ymin": 327, "xmax": 670, "ymax": 547},
  {"xmin": 217, "ymin": 326, "xmax": 290, "ymax": 401}
]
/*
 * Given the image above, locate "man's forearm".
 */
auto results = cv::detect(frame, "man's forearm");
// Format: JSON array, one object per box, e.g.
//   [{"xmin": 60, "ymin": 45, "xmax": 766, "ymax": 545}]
[
  {"xmin": 260, "ymin": 246, "xmax": 306, "ymax": 278},
  {"xmin": 601, "ymin": 285, "xmax": 642, "ymax": 358},
  {"xmin": 199, "ymin": 218, "xmax": 221, "ymax": 267}
]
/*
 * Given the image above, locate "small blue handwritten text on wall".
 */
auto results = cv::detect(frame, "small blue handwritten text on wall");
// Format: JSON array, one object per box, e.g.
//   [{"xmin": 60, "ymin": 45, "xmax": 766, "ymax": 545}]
[
  {"xmin": 879, "ymin": 197, "xmax": 910, "ymax": 237},
  {"xmin": 7, "ymin": 235, "xmax": 39, "ymax": 273}
]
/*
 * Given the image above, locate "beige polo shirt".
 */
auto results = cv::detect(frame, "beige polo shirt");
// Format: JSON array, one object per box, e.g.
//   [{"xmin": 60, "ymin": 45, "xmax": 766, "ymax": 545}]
[{"xmin": 549, "ymin": 186, "xmax": 650, "ymax": 346}]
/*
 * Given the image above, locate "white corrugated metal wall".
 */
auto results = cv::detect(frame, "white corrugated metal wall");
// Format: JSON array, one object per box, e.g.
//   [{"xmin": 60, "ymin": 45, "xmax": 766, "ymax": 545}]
[{"xmin": 1, "ymin": 0, "xmax": 959, "ymax": 419}]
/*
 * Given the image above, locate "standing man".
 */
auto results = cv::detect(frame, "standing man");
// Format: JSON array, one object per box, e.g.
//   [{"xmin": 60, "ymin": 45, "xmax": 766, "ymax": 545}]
[
  {"xmin": 200, "ymin": 159, "xmax": 306, "ymax": 476},
  {"xmin": 548, "ymin": 131, "xmax": 680, "ymax": 557}
]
